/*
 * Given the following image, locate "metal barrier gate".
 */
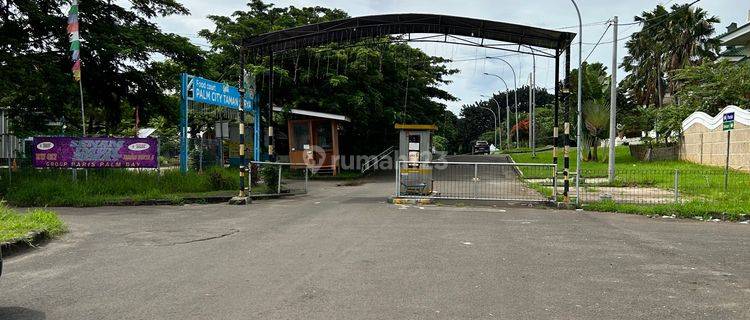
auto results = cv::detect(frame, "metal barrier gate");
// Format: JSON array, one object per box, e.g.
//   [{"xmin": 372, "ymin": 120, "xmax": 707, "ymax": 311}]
[
  {"xmin": 250, "ymin": 161, "xmax": 309, "ymax": 196},
  {"xmin": 396, "ymin": 161, "xmax": 557, "ymax": 202}
]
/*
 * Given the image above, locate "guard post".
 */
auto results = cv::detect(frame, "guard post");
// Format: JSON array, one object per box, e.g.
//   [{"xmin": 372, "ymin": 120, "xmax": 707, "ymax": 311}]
[{"xmin": 395, "ymin": 124, "xmax": 437, "ymax": 196}]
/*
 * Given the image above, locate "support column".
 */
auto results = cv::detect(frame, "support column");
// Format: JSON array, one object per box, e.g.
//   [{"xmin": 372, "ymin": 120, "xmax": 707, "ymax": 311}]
[
  {"xmin": 563, "ymin": 47, "xmax": 571, "ymax": 204},
  {"xmin": 553, "ymin": 49, "xmax": 560, "ymax": 167},
  {"xmin": 238, "ymin": 49, "xmax": 247, "ymax": 198},
  {"xmin": 268, "ymin": 50, "xmax": 275, "ymax": 162},
  {"xmin": 179, "ymin": 73, "xmax": 189, "ymax": 174}
]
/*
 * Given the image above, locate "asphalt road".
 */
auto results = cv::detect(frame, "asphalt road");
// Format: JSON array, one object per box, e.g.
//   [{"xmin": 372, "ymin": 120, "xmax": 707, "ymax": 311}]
[{"xmin": 1, "ymin": 177, "xmax": 749, "ymax": 319}]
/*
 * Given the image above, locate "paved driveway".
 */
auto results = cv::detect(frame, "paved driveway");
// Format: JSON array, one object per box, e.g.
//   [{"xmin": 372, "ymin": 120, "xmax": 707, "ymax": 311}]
[{"xmin": 1, "ymin": 177, "xmax": 748, "ymax": 319}]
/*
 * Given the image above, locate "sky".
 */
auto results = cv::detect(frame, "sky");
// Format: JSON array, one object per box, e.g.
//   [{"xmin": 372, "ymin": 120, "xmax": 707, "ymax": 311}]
[{"xmin": 151, "ymin": 0, "xmax": 746, "ymax": 114}]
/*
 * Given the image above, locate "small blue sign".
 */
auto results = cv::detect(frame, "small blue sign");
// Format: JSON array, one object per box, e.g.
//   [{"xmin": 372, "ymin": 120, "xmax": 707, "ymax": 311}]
[
  {"xmin": 723, "ymin": 112, "xmax": 735, "ymax": 122},
  {"xmin": 192, "ymin": 77, "xmax": 253, "ymax": 111}
]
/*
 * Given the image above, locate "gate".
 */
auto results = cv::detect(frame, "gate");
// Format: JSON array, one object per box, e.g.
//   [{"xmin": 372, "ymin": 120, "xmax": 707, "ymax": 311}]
[{"xmin": 396, "ymin": 160, "xmax": 557, "ymax": 202}]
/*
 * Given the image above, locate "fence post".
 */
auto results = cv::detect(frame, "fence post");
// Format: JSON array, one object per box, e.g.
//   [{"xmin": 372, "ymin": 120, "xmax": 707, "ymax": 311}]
[
  {"xmin": 552, "ymin": 165, "xmax": 558, "ymax": 204},
  {"xmin": 674, "ymin": 169, "xmax": 679, "ymax": 204},
  {"xmin": 473, "ymin": 163, "xmax": 478, "ymax": 198},
  {"xmin": 277, "ymin": 164, "xmax": 282, "ymax": 194},
  {"xmin": 395, "ymin": 161, "xmax": 400, "ymax": 197},
  {"xmin": 251, "ymin": 162, "xmax": 253, "ymax": 197}
]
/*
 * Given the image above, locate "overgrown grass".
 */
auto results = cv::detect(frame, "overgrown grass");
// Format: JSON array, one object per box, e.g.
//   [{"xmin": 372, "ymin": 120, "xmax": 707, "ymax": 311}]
[
  {"xmin": 0, "ymin": 206, "xmax": 66, "ymax": 242},
  {"xmin": 0, "ymin": 167, "xmax": 239, "ymax": 207},
  {"xmin": 510, "ymin": 146, "xmax": 750, "ymax": 220}
]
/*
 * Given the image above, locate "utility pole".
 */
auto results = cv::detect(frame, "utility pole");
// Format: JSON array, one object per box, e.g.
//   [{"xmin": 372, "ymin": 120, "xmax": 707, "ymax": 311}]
[
  {"xmin": 608, "ymin": 16, "xmax": 618, "ymax": 184},
  {"xmin": 572, "ymin": 0, "xmax": 583, "ymax": 205}
]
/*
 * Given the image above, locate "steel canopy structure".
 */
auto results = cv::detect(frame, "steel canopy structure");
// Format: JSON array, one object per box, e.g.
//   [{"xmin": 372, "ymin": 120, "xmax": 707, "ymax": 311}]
[
  {"xmin": 237, "ymin": 13, "xmax": 579, "ymax": 203},
  {"xmin": 242, "ymin": 13, "xmax": 575, "ymax": 56}
]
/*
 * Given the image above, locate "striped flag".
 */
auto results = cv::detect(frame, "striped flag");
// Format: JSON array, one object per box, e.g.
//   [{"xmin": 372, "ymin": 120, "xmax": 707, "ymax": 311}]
[{"xmin": 67, "ymin": 0, "xmax": 81, "ymax": 81}]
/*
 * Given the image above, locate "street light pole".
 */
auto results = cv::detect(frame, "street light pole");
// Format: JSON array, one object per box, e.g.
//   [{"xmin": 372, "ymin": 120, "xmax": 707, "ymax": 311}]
[
  {"xmin": 486, "ymin": 57, "xmax": 519, "ymax": 148},
  {"xmin": 482, "ymin": 74, "xmax": 511, "ymax": 150},
  {"xmin": 571, "ymin": 0, "xmax": 583, "ymax": 205},
  {"xmin": 479, "ymin": 106, "xmax": 498, "ymax": 149}
]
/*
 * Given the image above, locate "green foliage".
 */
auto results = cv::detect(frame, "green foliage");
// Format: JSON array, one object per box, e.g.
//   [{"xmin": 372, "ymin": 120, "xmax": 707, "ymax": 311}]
[
  {"xmin": 653, "ymin": 103, "xmax": 694, "ymax": 138},
  {"xmin": 432, "ymin": 135, "xmax": 448, "ymax": 152},
  {"xmin": 260, "ymin": 165, "xmax": 279, "ymax": 192},
  {"xmin": 2, "ymin": 0, "xmax": 203, "ymax": 135},
  {"xmin": 0, "ymin": 206, "xmax": 67, "ymax": 242},
  {"xmin": 672, "ymin": 60, "xmax": 750, "ymax": 113},
  {"xmin": 621, "ymin": 3, "xmax": 720, "ymax": 107},
  {"xmin": 0, "ymin": 168, "xmax": 237, "ymax": 207},
  {"xmin": 581, "ymin": 99, "xmax": 610, "ymax": 161}
]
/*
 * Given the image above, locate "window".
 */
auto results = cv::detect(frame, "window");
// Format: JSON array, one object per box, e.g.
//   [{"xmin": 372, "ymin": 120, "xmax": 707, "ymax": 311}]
[{"xmin": 292, "ymin": 123, "xmax": 310, "ymax": 150}]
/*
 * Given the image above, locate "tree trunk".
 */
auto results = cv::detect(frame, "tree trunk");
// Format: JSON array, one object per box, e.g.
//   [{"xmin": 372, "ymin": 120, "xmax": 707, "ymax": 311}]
[{"xmin": 592, "ymin": 141, "xmax": 598, "ymax": 162}]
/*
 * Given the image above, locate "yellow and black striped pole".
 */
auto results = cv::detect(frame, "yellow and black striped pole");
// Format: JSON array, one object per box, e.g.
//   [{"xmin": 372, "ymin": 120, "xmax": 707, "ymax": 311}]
[{"xmin": 238, "ymin": 49, "xmax": 247, "ymax": 198}]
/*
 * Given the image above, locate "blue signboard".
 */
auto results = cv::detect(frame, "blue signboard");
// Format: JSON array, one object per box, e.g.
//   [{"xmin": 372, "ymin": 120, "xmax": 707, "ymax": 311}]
[
  {"xmin": 723, "ymin": 112, "xmax": 735, "ymax": 122},
  {"xmin": 192, "ymin": 76, "xmax": 253, "ymax": 111}
]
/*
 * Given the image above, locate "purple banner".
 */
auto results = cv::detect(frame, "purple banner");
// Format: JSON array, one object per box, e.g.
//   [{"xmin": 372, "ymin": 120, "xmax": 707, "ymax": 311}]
[{"xmin": 33, "ymin": 137, "xmax": 158, "ymax": 168}]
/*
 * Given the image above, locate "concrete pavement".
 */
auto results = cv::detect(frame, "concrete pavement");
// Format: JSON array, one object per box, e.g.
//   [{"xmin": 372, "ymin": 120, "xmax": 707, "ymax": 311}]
[{"xmin": 1, "ymin": 177, "xmax": 749, "ymax": 319}]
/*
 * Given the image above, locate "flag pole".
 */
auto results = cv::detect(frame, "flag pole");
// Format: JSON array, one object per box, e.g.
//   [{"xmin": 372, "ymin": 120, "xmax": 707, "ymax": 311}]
[{"xmin": 79, "ymin": 79, "xmax": 85, "ymax": 136}]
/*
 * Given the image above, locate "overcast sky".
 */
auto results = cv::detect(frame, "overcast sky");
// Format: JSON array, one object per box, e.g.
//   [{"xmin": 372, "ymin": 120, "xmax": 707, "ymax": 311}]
[{"xmin": 153, "ymin": 0, "xmax": 746, "ymax": 114}]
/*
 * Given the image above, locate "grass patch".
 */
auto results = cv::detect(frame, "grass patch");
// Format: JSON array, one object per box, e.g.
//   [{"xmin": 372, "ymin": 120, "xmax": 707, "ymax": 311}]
[
  {"xmin": 510, "ymin": 146, "xmax": 750, "ymax": 219},
  {"xmin": 0, "ymin": 206, "xmax": 66, "ymax": 242},
  {"xmin": 585, "ymin": 200, "xmax": 748, "ymax": 221},
  {"xmin": 0, "ymin": 167, "xmax": 239, "ymax": 207}
]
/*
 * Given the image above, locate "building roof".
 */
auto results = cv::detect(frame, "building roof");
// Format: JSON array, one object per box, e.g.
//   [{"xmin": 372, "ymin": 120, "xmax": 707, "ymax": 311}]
[
  {"xmin": 273, "ymin": 107, "xmax": 351, "ymax": 122},
  {"xmin": 242, "ymin": 13, "xmax": 576, "ymax": 55},
  {"xmin": 394, "ymin": 123, "xmax": 438, "ymax": 131},
  {"xmin": 719, "ymin": 21, "xmax": 750, "ymax": 46}
]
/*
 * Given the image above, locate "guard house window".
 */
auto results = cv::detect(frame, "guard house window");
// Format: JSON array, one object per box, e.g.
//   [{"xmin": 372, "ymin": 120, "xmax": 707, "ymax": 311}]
[
  {"xmin": 407, "ymin": 134, "xmax": 420, "ymax": 167},
  {"xmin": 292, "ymin": 123, "xmax": 310, "ymax": 151},
  {"xmin": 316, "ymin": 123, "xmax": 333, "ymax": 150}
]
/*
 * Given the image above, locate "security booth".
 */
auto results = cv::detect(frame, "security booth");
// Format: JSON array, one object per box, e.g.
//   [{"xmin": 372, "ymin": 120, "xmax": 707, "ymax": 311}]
[
  {"xmin": 395, "ymin": 124, "xmax": 437, "ymax": 195},
  {"xmin": 274, "ymin": 107, "xmax": 350, "ymax": 175}
]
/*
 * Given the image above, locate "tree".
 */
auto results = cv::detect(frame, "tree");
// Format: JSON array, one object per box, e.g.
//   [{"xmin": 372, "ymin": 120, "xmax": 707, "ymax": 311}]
[
  {"xmin": 582, "ymin": 99, "xmax": 610, "ymax": 161},
  {"xmin": 672, "ymin": 60, "xmax": 750, "ymax": 114},
  {"xmin": 1, "ymin": 0, "xmax": 203, "ymax": 135},
  {"xmin": 620, "ymin": 4, "xmax": 720, "ymax": 107}
]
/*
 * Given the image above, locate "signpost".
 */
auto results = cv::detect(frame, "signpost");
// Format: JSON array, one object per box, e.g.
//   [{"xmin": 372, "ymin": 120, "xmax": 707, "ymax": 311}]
[
  {"xmin": 723, "ymin": 112, "xmax": 734, "ymax": 191},
  {"xmin": 179, "ymin": 73, "xmax": 259, "ymax": 174}
]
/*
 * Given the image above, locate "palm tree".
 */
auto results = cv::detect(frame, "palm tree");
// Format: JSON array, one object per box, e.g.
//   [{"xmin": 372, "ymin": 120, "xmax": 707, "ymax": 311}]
[
  {"xmin": 582, "ymin": 99, "xmax": 610, "ymax": 161},
  {"xmin": 621, "ymin": 4, "xmax": 720, "ymax": 107}
]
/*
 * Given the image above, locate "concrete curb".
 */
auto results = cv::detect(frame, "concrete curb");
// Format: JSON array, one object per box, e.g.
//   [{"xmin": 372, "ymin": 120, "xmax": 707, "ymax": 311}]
[
  {"xmin": 388, "ymin": 197, "xmax": 434, "ymax": 205},
  {"xmin": 1, "ymin": 230, "xmax": 51, "ymax": 258}
]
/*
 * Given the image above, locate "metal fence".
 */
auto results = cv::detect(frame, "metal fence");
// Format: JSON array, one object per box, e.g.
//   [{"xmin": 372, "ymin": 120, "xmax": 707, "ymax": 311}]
[
  {"xmin": 249, "ymin": 161, "xmax": 308, "ymax": 196},
  {"xmin": 572, "ymin": 169, "xmax": 750, "ymax": 205},
  {"xmin": 396, "ymin": 160, "xmax": 557, "ymax": 202}
]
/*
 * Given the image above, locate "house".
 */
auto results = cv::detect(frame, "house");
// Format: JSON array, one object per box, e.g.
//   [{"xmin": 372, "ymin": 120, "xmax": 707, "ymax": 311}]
[{"xmin": 718, "ymin": 11, "xmax": 750, "ymax": 62}]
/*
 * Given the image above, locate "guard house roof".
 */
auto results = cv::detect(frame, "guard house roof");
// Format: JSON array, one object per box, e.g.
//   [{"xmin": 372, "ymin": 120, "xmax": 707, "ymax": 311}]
[
  {"xmin": 273, "ymin": 107, "xmax": 351, "ymax": 122},
  {"xmin": 394, "ymin": 124, "xmax": 438, "ymax": 131},
  {"xmin": 242, "ymin": 13, "xmax": 577, "ymax": 54}
]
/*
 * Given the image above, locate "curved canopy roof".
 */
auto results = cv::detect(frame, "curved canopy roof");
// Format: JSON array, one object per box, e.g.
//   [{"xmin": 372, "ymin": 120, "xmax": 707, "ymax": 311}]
[{"xmin": 242, "ymin": 13, "xmax": 576, "ymax": 56}]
